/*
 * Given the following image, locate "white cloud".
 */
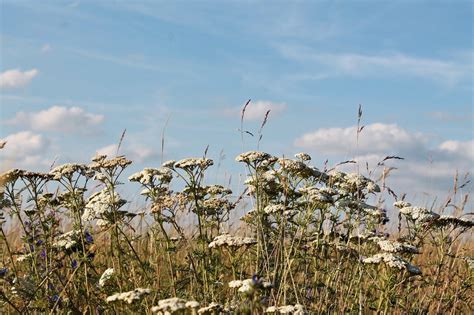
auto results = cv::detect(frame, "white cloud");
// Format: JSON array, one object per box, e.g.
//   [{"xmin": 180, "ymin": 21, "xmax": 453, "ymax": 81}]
[
  {"xmin": 0, "ymin": 131, "xmax": 52, "ymax": 171},
  {"xmin": 96, "ymin": 143, "xmax": 158, "ymax": 163},
  {"xmin": 223, "ymin": 100, "xmax": 287, "ymax": 121},
  {"xmin": 8, "ymin": 106, "xmax": 104, "ymax": 133},
  {"xmin": 294, "ymin": 123, "xmax": 426, "ymax": 157},
  {"xmin": 294, "ymin": 123, "xmax": 473, "ymax": 203},
  {"xmin": 277, "ymin": 45, "xmax": 471, "ymax": 85},
  {"xmin": 0, "ymin": 69, "xmax": 39, "ymax": 89},
  {"xmin": 41, "ymin": 44, "xmax": 52, "ymax": 53}
]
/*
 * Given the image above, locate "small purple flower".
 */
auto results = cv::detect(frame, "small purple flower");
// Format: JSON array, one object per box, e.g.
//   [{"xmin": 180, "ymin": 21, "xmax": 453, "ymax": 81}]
[
  {"xmin": 0, "ymin": 268, "xmax": 8, "ymax": 277},
  {"xmin": 87, "ymin": 252, "xmax": 95, "ymax": 261},
  {"xmin": 85, "ymin": 231, "xmax": 94, "ymax": 244},
  {"xmin": 71, "ymin": 260, "xmax": 78, "ymax": 269},
  {"xmin": 40, "ymin": 249, "xmax": 47, "ymax": 258},
  {"xmin": 36, "ymin": 239, "xmax": 44, "ymax": 246}
]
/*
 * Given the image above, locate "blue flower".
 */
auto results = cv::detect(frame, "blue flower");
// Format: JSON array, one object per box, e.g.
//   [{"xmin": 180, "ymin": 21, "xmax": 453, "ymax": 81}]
[
  {"xmin": 71, "ymin": 260, "xmax": 78, "ymax": 269},
  {"xmin": 0, "ymin": 268, "xmax": 8, "ymax": 277},
  {"xmin": 85, "ymin": 231, "xmax": 94, "ymax": 244}
]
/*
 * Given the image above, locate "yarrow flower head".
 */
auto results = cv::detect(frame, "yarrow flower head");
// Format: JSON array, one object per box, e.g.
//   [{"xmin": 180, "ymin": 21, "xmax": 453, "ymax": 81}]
[
  {"xmin": 294, "ymin": 152, "xmax": 311, "ymax": 161},
  {"xmin": 98, "ymin": 268, "xmax": 114, "ymax": 287},
  {"xmin": 399, "ymin": 206, "xmax": 439, "ymax": 224},
  {"xmin": 151, "ymin": 297, "xmax": 200, "ymax": 314},
  {"xmin": 432, "ymin": 215, "xmax": 474, "ymax": 229},
  {"xmin": 197, "ymin": 302, "xmax": 223, "ymax": 314},
  {"xmin": 174, "ymin": 158, "xmax": 214, "ymax": 171},
  {"xmin": 106, "ymin": 288, "xmax": 151, "ymax": 304},
  {"xmin": 363, "ymin": 253, "xmax": 421, "ymax": 275},
  {"xmin": 129, "ymin": 167, "xmax": 172, "ymax": 185},
  {"xmin": 208, "ymin": 234, "xmax": 256, "ymax": 249},
  {"xmin": 265, "ymin": 304, "xmax": 305, "ymax": 314},
  {"xmin": 236, "ymin": 151, "xmax": 275, "ymax": 165},
  {"xmin": 377, "ymin": 240, "xmax": 420, "ymax": 254},
  {"xmin": 50, "ymin": 163, "xmax": 92, "ymax": 180}
]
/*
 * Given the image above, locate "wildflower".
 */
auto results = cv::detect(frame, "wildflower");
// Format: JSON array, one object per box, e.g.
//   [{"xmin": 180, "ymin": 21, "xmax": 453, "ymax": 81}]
[
  {"xmin": 16, "ymin": 253, "xmax": 34, "ymax": 262},
  {"xmin": 278, "ymin": 158, "xmax": 321, "ymax": 178},
  {"xmin": 129, "ymin": 168, "xmax": 172, "ymax": 185},
  {"xmin": 90, "ymin": 155, "xmax": 132, "ymax": 170},
  {"xmin": 264, "ymin": 204, "xmax": 287, "ymax": 214},
  {"xmin": 82, "ymin": 188, "xmax": 126, "ymax": 222},
  {"xmin": 265, "ymin": 304, "xmax": 305, "ymax": 314},
  {"xmin": 174, "ymin": 158, "xmax": 213, "ymax": 171},
  {"xmin": 98, "ymin": 268, "xmax": 114, "ymax": 287},
  {"xmin": 0, "ymin": 267, "xmax": 7, "ymax": 277},
  {"xmin": 295, "ymin": 152, "xmax": 311, "ymax": 161},
  {"xmin": 0, "ymin": 169, "xmax": 24, "ymax": 184},
  {"xmin": 432, "ymin": 215, "xmax": 474, "ymax": 228},
  {"xmin": 236, "ymin": 151, "xmax": 274, "ymax": 164},
  {"xmin": 393, "ymin": 200, "xmax": 412, "ymax": 209},
  {"xmin": 106, "ymin": 288, "xmax": 151, "ymax": 304},
  {"xmin": 363, "ymin": 253, "xmax": 421, "ymax": 275},
  {"xmin": 162, "ymin": 160, "xmax": 176, "ymax": 168},
  {"xmin": 151, "ymin": 297, "xmax": 200, "ymax": 314},
  {"xmin": 52, "ymin": 230, "xmax": 81, "ymax": 250},
  {"xmin": 71, "ymin": 260, "xmax": 78, "ymax": 269},
  {"xmin": 50, "ymin": 163, "xmax": 91, "ymax": 180},
  {"xmin": 209, "ymin": 234, "xmax": 256, "ymax": 249},
  {"xmin": 377, "ymin": 240, "xmax": 420, "ymax": 254},
  {"xmin": 240, "ymin": 209, "xmax": 257, "ymax": 223},
  {"xmin": 399, "ymin": 206, "xmax": 439, "ymax": 224},
  {"xmin": 198, "ymin": 302, "xmax": 223, "ymax": 314},
  {"xmin": 462, "ymin": 256, "xmax": 474, "ymax": 270},
  {"xmin": 205, "ymin": 184, "xmax": 232, "ymax": 195}
]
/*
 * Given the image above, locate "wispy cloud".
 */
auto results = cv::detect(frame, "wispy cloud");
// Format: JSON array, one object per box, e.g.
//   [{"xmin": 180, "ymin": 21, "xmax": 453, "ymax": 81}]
[
  {"xmin": 0, "ymin": 69, "xmax": 38, "ymax": 89},
  {"xmin": 277, "ymin": 45, "xmax": 472, "ymax": 86}
]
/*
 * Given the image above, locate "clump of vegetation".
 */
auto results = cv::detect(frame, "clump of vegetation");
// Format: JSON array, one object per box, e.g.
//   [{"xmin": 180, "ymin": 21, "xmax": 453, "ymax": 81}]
[{"xmin": 0, "ymin": 108, "xmax": 472, "ymax": 314}]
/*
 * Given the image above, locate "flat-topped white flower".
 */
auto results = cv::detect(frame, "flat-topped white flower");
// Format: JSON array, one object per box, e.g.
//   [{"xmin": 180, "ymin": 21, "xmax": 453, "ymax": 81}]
[
  {"xmin": 151, "ymin": 297, "xmax": 200, "ymax": 313},
  {"xmin": 50, "ymin": 163, "xmax": 91, "ymax": 179},
  {"xmin": 208, "ymin": 234, "xmax": 256, "ymax": 249},
  {"xmin": 98, "ymin": 268, "xmax": 114, "ymax": 287},
  {"xmin": 433, "ymin": 215, "xmax": 474, "ymax": 228},
  {"xmin": 294, "ymin": 152, "xmax": 311, "ymax": 161},
  {"xmin": 129, "ymin": 167, "xmax": 172, "ymax": 185},
  {"xmin": 266, "ymin": 304, "xmax": 305, "ymax": 314},
  {"xmin": 377, "ymin": 240, "xmax": 420, "ymax": 254},
  {"xmin": 235, "ymin": 151, "xmax": 275, "ymax": 164},
  {"xmin": 53, "ymin": 230, "xmax": 81, "ymax": 250},
  {"xmin": 399, "ymin": 206, "xmax": 439, "ymax": 223},
  {"xmin": 174, "ymin": 158, "xmax": 214, "ymax": 171},
  {"xmin": 264, "ymin": 204, "xmax": 287, "ymax": 214},
  {"xmin": 161, "ymin": 160, "xmax": 176, "ymax": 168},
  {"xmin": 363, "ymin": 253, "xmax": 421, "ymax": 275},
  {"xmin": 106, "ymin": 288, "xmax": 151, "ymax": 304},
  {"xmin": 393, "ymin": 201, "xmax": 412, "ymax": 209},
  {"xmin": 198, "ymin": 302, "xmax": 223, "ymax": 314},
  {"xmin": 82, "ymin": 188, "xmax": 125, "ymax": 222}
]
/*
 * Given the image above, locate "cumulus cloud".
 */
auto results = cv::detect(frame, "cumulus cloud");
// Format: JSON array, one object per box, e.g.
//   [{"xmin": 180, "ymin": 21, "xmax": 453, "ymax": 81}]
[
  {"xmin": 295, "ymin": 123, "xmax": 427, "ymax": 157},
  {"xmin": 295, "ymin": 123, "xmax": 473, "ymax": 202},
  {"xmin": 8, "ymin": 106, "xmax": 104, "ymax": 133},
  {"xmin": 96, "ymin": 143, "xmax": 158, "ymax": 163},
  {"xmin": 0, "ymin": 131, "xmax": 52, "ymax": 171},
  {"xmin": 0, "ymin": 69, "xmax": 39, "ymax": 89},
  {"xmin": 223, "ymin": 100, "xmax": 287, "ymax": 121}
]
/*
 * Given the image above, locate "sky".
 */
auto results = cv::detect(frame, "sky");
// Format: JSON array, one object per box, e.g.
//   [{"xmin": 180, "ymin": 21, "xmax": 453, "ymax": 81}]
[{"xmin": 0, "ymin": 0, "xmax": 473, "ymax": 210}]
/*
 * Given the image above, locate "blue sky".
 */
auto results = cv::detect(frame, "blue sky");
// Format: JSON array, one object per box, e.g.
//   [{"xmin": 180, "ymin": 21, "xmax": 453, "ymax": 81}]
[{"xmin": 1, "ymin": 0, "xmax": 472, "ymax": 206}]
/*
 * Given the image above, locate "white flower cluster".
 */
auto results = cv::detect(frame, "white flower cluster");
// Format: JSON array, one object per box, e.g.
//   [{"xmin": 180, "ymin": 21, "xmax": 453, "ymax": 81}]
[
  {"xmin": 299, "ymin": 187, "xmax": 334, "ymax": 204},
  {"xmin": 16, "ymin": 253, "xmax": 34, "ymax": 262},
  {"xmin": 53, "ymin": 230, "xmax": 81, "ymax": 250},
  {"xmin": 208, "ymin": 234, "xmax": 256, "ymax": 249},
  {"xmin": 82, "ymin": 188, "xmax": 125, "ymax": 222},
  {"xmin": 363, "ymin": 253, "xmax": 421, "ymax": 275},
  {"xmin": 161, "ymin": 160, "xmax": 176, "ymax": 168},
  {"xmin": 393, "ymin": 201, "xmax": 412, "ymax": 209},
  {"xmin": 265, "ymin": 304, "xmax": 305, "ymax": 314},
  {"xmin": 236, "ymin": 151, "xmax": 276, "ymax": 165},
  {"xmin": 399, "ymin": 206, "xmax": 439, "ymax": 224},
  {"xmin": 197, "ymin": 302, "xmax": 223, "ymax": 314},
  {"xmin": 264, "ymin": 204, "xmax": 287, "ymax": 214},
  {"xmin": 294, "ymin": 152, "xmax": 311, "ymax": 161},
  {"xmin": 128, "ymin": 167, "xmax": 172, "ymax": 185},
  {"xmin": 89, "ymin": 155, "xmax": 132, "ymax": 170},
  {"xmin": 377, "ymin": 240, "xmax": 420, "ymax": 254},
  {"xmin": 278, "ymin": 158, "xmax": 323, "ymax": 179},
  {"xmin": 330, "ymin": 171, "xmax": 380, "ymax": 194},
  {"xmin": 433, "ymin": 215, "xmax": 474, "ymax": 228},
  {"xmin": 0, "ymin": 169, "xmax": 24, "ymax": 184},
  {"xmin": 174, "ymin": 158, "xmax": 214, "ymax": 171},
  {"xmin": 151, "ymin": 297, "xmax": 200, "ymax": 314},
  {"xmin": 98, "ymin": 268, "xmax": 114, "ymax": 287},
  {"xmin": 50, "ymin": 163, "xmax": 92, "ymax": 180},
  {"xmin": 228, "ymin": 278, "xmax": 272, "ymax": 295},
  {"xmin": 106, "ymin": 288, "xmax": 151, "ymax": 304}
]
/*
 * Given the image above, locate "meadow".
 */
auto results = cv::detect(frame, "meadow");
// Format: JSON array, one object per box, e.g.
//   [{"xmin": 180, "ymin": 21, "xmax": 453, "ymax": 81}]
[{"xmin": 0, "ymin": 107, "xmax": 473, "ymax": 314}]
